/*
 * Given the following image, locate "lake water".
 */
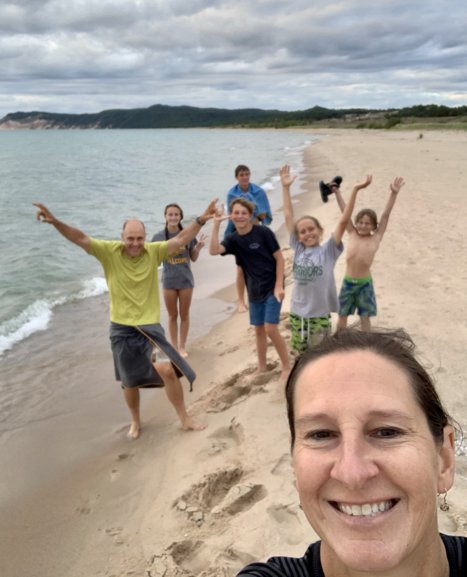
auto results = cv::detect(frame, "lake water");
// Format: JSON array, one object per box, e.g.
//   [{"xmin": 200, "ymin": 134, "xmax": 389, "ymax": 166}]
[{"xmin": 0, "ymin": 128, "xmax": 319, "ymax": 505}]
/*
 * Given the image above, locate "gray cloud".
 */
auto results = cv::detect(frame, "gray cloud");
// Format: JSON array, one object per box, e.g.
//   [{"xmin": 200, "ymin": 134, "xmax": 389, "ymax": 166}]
[{"xmin": 1, "ymin": 0, "xmax": 466, "ymax": 117}]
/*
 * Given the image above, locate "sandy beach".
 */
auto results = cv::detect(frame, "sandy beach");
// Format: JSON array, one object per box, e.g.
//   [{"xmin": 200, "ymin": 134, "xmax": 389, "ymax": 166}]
[{"xmin": 4, "ymin": 128, "xmax": 467, "ymax": 577}]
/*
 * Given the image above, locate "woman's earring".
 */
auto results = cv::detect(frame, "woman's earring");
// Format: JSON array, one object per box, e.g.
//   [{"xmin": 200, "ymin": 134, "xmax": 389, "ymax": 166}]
[{"xmin": 438, "ymin": 490, "xmax": 450, "ymax": 512}]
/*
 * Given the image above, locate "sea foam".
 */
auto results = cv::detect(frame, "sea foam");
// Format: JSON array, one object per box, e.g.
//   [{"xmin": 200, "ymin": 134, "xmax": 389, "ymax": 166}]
[{"xmin": 0, "ymin": 277, "xmax": 108, "ymax": 356}]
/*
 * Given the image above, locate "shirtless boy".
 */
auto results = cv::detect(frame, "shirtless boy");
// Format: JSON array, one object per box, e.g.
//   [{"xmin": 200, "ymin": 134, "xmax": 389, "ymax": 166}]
[{"xmin": 333, "ymin": 175, "xmax": 405, "ymax": 331}]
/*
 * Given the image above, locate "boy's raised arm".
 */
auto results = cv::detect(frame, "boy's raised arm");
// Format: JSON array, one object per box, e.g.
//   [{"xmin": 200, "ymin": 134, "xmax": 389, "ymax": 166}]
[
  {"xmin": 33, "ymin": 202, "xmax": 91, "ymax": 253},
  {"xmin": 376, "ymin": 177, "xmax": 405, "ymax": 238},
  {"xmin": 333, "ymin": 175, "xmax": 372, "ymax": 245},
  {"xmin": 209, "ymin": 205, "xmax": 228, "ymax": 255}
]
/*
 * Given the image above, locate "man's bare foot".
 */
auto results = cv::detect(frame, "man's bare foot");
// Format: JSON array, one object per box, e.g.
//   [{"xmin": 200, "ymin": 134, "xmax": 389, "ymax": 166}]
[
  {"xmin": 181, "ymin": 415, "xmax": 207, "ymax": 431},
  {"xmin": 237, "ymin": 301, "xmax": 248, "ymax": 313},
  {"xmin": 127, "ymin": 422, "xmax": 140, "ymax": 439},
  {"xmin": 179, "ymin": 347, "xmax": 189, "ymax": 358}
]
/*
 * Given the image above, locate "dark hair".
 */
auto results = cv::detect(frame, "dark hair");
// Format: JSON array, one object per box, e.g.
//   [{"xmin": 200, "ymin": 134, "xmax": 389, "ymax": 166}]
[
  {"xmin": 295, "ymin": 215, "xmax": 323, "ymax": 236},
  {"xmin": 164, "ymin": 203, "xmax": 184, "ymax": 240},
  {"xmin": 285, "ymin": 328, "xmax": 451, "ymax": 448},
  {"xmin": 230, "ymin": 197, "xmax": 255, "ymax": 215},
  {"xmin": 235, "ymin": 164, "xmax": 250, "ymax": 177},
  {"xmin": 355, "ymin": 208, "xmax": 378, "ymax": 229}
]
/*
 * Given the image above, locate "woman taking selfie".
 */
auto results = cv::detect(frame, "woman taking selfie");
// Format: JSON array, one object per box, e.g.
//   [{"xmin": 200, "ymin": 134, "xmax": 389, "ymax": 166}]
[{"xmin": 237, "ymin": 328, "xmax": 465, "ymax": 576}]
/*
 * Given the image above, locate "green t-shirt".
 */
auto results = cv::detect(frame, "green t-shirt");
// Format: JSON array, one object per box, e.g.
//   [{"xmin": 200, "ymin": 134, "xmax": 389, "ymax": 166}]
[{"xmin": 89, "ymin": 238, "xmax": 168, "ymax": 325}]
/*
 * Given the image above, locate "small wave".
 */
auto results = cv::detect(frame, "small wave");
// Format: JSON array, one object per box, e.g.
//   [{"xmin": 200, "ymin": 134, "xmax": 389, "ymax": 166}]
[
  {"xmin": 0, "ymin": 300, "xmax": 54, "ymax": 355},
  {"xmin": 0, "ymin": 277, "xmax": 108, "ymax": 356},
  {"xmin": 77, "ymin": 277, "xmax": 108, "ymax": 299},
  {"xmin": 261, "ymin": 179, "xmax": 275, "ymax": 192}
]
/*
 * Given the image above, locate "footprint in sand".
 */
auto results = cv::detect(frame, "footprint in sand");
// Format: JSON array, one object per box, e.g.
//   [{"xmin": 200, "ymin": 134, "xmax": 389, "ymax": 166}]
[
  {"xmin": 267, "ymin": 503, "xmax": 305, "ymax": 545},
  {"xmin": 205, "ymin": 548, "xmax": 257, "ymax": 576},
  {"xmin": 117, "ymin": 451, "xmax": 134, "ymax": 461},
  {"xmin": 271, "ymin": 453, "xmax": 292, "ymax": 476},
  {"xmin": 219, "ymin": 344, "xmax": 240, "ymax": 357},
  {"xmin": 75, "ymin": 505, "xmax": 92, "ymax": 515},
  {"xmin": 194, "ymin": 366, "xmax": 278, "ymax": 414},
  {"xmin": 75, "ymin": 493, "xmax": 100, "ymax": 516},
  {"xmin": 174, "ymin": 466, "xmax": 266, "ymax": 525},
  {"xmin": 211, "ymin": 481, "xmax": 267, "ymax": 516},
  {"xmin": 198, "ymin": 418, "xmax": 245, "ymax": 458},
  {"xmin": 169, "ymin": 540, "xmax": 207, "ymax": 574},
  {"xmin": 149, "ymin": 542, "xmax": 254, "ymax": 577},
  {"xmin": 105, "ymin": 526, "xmax": 125, "ymax": 546},
  {"xmin": 110, "ymin": 451, "xmax": 135, "ymax": 481}
]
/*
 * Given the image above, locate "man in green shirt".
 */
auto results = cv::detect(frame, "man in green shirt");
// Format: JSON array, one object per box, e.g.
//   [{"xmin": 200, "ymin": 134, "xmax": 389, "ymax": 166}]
[{"xmin": 34, "ymin": 200, "xmax": 216, "ymax": 439}]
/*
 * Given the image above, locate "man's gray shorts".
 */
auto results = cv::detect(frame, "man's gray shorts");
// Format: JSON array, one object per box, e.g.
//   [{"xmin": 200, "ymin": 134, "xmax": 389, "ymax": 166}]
[{"xmin": 109, "ymin": 322, "xmax": 196, "ymax": 390}]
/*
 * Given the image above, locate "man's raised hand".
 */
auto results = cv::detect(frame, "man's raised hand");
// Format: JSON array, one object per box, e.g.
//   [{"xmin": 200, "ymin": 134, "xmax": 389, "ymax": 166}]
[{"xmin": 33, "ymin": 203, "xmax": 57, "ymax": 224}]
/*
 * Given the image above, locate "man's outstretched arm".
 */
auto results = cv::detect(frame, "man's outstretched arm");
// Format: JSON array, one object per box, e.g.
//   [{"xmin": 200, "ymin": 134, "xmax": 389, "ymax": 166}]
[
  {"xmin": 167, "ymin": 198, "xmax": 217, "ymax": 255},
  {"xmin": 33, "ymin": 203, "xmax": 91, "ymax": 253}
]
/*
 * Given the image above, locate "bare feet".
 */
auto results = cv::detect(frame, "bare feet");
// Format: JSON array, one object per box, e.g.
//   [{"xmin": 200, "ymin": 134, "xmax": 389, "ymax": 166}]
[
  {"xmin": 181, "ymin": 415, "xmax": 207, "ymax": 431},
  {"xmin": 237, "ymin": 301, "xmax": 248, "ymax": 313},
  {"xmin": 179, "ymin": 347, "xmax": 189, "ymax": 358},
  {"xmin": 127, "ymin": 422, "xmax": 140, "ymax": 439}
]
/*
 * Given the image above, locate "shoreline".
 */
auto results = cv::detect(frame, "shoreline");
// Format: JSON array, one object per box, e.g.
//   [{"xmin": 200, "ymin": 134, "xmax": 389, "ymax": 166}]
[
  {"xmin": 0, "ymin": 135, "xmax": 308, "ymax": 508},
  {"xmin": 2, "ymin": 128, "xmax": 467, "ymax": 576},
  {"xmin": 138, "ymin": 128, "xmax": 467, "ymax": 576}
]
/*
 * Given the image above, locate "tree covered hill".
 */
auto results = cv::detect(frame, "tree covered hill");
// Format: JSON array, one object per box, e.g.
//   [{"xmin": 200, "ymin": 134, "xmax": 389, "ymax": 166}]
[
  {"xmin": 1, "ymin": 103, "xmax": 466, "ymax": 129},
  {"xmin": 0, "ymin": 103, "xmax": 381, "ymax": 129}
]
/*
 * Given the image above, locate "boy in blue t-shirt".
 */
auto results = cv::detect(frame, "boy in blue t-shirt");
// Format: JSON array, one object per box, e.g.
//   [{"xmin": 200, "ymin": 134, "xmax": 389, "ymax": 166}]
[{"xmin": 225, "ymin": 165, "xmax": 272, "ymax": 313}]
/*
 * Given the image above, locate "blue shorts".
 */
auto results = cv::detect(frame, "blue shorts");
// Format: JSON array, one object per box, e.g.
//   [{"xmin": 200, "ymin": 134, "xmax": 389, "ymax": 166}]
[
  {"xmin": 338, "ymin": 275, "xmax": 377, "ymax": 317},
  {"xmin": 249, "ymin": 294, "xmax": 282, "ymax": 326}
]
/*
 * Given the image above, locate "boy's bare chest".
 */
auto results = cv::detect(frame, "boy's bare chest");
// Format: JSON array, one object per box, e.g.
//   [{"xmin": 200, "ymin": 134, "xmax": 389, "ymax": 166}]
[{"xmin": 347, "ymin": 235, "xmax": 379, "ymax": 263}]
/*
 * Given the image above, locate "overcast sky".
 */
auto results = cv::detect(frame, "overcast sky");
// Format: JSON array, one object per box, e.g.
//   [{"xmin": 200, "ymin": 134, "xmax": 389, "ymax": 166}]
[{"xmin": 1, "ymin": 0, "xmax": 466, "ymax": 117}]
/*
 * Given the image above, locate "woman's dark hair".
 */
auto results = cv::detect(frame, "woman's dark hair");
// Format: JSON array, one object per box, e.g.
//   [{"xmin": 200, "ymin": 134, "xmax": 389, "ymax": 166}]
[
  {"xmin": 285, "ymin": 328, "xmax": 451, "ymax": 448},
  {"xmin": 164, "ymin": 203, "xmax": 184, "ymax": 240}
]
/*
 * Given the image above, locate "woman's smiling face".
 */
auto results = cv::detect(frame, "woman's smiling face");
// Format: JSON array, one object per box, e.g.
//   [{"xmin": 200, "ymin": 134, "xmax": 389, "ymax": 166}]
[{"xmin": 292, "ymin": 349, "xmax": 455, "ymax": 574}]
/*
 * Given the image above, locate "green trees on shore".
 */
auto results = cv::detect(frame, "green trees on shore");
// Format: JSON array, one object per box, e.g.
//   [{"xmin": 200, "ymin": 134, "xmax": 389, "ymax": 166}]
[{"xmin": 2, "ymin": 103, "xmax": 467, "ymax": 130}]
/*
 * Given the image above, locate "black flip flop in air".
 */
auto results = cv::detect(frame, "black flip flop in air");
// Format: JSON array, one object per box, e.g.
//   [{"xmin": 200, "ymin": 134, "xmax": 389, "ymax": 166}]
[
  {"xmin": 319, "ymin": 176, "xmax": 343, "ymax": 203},
  {"xmin": 319, "ymin": 181, "xmax": 332, "ymax": 203}
]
